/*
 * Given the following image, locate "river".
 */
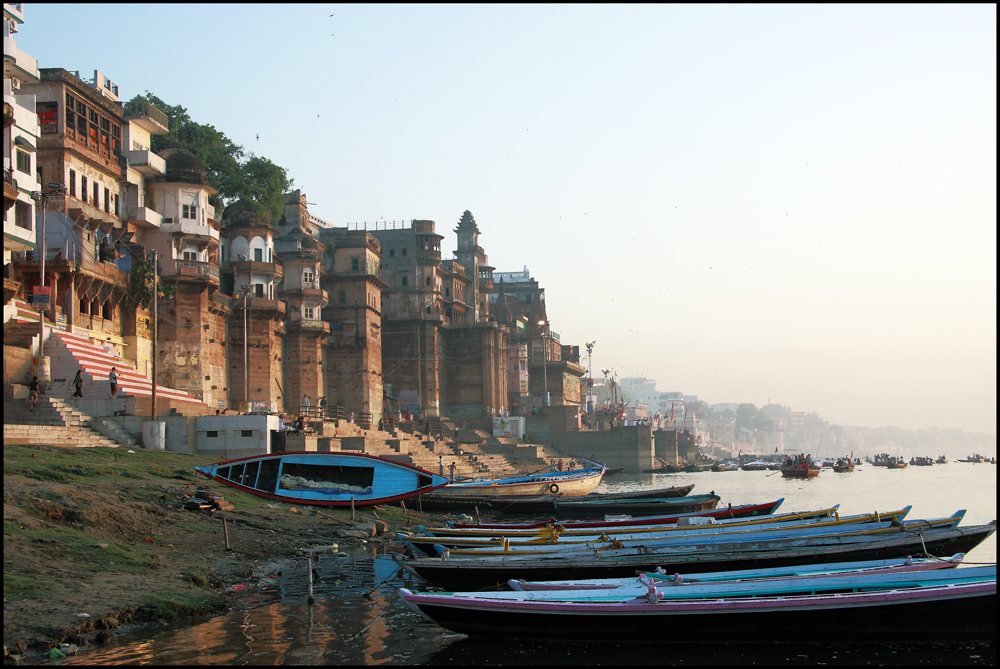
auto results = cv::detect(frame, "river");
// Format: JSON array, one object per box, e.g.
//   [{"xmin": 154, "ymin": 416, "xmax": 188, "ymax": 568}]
[{"xmin": 59, "ymin": 461, "xmax": 996, "ymax": 665}]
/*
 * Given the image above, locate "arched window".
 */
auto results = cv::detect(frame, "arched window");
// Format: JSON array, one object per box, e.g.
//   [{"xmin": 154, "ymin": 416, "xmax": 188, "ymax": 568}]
[
  {"xmin": 426, "ymin": 305, "xmax": 432, "ymax": 315},
  {"xmin": 401, "ymin": 276, "xmax": 408, "ymax": 287}
]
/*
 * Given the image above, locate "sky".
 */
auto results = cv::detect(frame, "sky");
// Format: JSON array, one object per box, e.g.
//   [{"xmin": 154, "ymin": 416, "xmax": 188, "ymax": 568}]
[{"xmin": 18, "ymin": 4, "xmax": 997, "ymax": 434}]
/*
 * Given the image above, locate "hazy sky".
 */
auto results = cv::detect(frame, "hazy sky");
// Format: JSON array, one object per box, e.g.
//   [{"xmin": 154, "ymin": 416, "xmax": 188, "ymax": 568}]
[{"xmin": 19, "ymin": 4, "xmax": 996, "ymax": 434}]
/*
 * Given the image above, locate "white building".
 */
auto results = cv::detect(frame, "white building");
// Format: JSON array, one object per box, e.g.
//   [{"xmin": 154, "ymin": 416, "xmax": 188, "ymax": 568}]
[{"xmin": 3, "ymin": 2, "xmax": 41, "ymax": 321}]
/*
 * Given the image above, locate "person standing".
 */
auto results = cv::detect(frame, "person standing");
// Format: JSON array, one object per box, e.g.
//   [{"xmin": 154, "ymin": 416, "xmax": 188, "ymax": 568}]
[
  {"xmin": 301, "ymin": 394, "xmax": 310, "ymax": 416},
  {"xmin": 449, "ymin": 461, "xmax": 457, "ymax": 480},
  {"xmin": 109, "ymin": 367, "xmax": 118, "ymax": 398},
  {"xmin": 28, "ymin": 376, "xmax": 40, "ymax": 411},
  {"xmin": 72, "ymin": 369, "xmax": 84, "ymax": 398},
  {"xmin": 319, "ymin": 396, "xmax": 328, "ymax": 418},
  {"xmin": 439, "ymin": 454, "xmax": 444, "ymax": 476}
]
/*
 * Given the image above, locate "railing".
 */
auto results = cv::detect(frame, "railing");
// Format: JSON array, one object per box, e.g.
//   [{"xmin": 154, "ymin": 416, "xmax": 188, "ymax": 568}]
[
  {"xmin": 346, "ymin": 220, "xmax": 413, "ymax": 231},
  {"xmin": 170, "ymin": 259, "xmax": 220, "ymax": 281},
  {"xmin": 122, "ymin": 99, "xmax": 169, "ymax": 129}
]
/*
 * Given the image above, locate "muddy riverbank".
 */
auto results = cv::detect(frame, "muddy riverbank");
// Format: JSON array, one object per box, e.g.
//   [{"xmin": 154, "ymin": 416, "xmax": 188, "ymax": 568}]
[{"xmin": 2, "ymin": 444, "xmax": 449, "ymax": 663}]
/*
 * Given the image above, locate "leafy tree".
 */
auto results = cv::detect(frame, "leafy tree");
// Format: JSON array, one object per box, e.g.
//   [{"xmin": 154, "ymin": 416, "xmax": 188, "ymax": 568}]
[
  {"xmin": 736, "ymin": 403, "xmax": 774, "ymax": 433},
  {"xmin": 126, "ymin": 93, "xmax": 292, "ymax": 217},
  {"xmin": 124, "ymin": 257, "xmax": 176, "ymax": 310}
]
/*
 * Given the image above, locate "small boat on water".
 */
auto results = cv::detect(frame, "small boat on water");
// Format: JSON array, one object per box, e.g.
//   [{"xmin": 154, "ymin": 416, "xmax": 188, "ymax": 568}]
[
  {"xmin": 936, "ymin": 455, "xmax": 948, "ymax": 464},
  {"xmin": 780, "ymin": 465, "xmax": 820, "ymax": 478},
  {"xmin": 832, "ymin": 458, "xmax": 855, "ymax": 473},
  {"xmin": 911, "ymin": 457, "xmax": 935, "ymax": 466},
  {"xmin": 740, "ymin": 460, "xmax": 771, "ymax": 471},
  {"xmin": 411, "ymin": 483, "xmax": 693, "ymax": 514},
  {"xmin": 886, "ymin": 460, "xmax": 907, "ymax": 469},
  {"xmin": 711, "ymin": 461, "xmax": 739, "ymax": 472},
  {"xmin": 194, "ymin": 452, "xmax": 448, "ymax": 507},
  {"xmin": 399, "ymin": 575, "xmax": 996, "ymax": 642}
]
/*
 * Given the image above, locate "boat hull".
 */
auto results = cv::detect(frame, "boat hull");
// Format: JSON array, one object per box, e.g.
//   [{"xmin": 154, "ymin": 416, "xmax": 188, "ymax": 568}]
[
  {"xmin": 781, "ymin": 467, "xmax": 820, "ymax": 478},
  {"xmin": 412, "ymin": 491, "xmax": 716, "ymax": 517},
  {"xmin": 429, "ymin": 468, "xmax": 604, "ymax": 498},
  {"xmin": 401, "ymin": 584, "xmax": 996, "ymax": 642}
]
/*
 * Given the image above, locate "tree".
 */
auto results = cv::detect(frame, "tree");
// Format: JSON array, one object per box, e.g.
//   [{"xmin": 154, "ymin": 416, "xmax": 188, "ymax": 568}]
[
  {"xmin": 126, "ymin": 93, "xmax": 292, "ymax": 217},
  {"xmin": 736, "ymin": 403, "xmax": 773, "ymax": 433},
  {"xmin": 124, "ymin": 257, "xmax": 176, "ymax": 310}
]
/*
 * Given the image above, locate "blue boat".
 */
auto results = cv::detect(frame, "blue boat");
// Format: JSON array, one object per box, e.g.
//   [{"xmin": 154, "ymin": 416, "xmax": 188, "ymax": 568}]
[{"xmin": 194, "ymin": 451, "xmax": 450, "ymax": 507}]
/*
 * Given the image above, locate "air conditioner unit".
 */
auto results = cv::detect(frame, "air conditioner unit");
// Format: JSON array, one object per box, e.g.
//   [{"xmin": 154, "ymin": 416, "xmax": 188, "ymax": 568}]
[
  {"xmin": 11, "ymin": 78, "xmax": 20, "ymax": 91},
  {"xmin": 162, "ymin": 217, "xmax": 174, "ymax": 224},
  {"xmin": 9, "ymin": 19, "xmax": 18, "ymax": 34}
]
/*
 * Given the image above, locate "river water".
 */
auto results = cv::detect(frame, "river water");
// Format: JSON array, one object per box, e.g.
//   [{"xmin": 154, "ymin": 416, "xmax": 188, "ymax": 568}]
[{"xmin": 59, "ymin": 462, "xmax": 996, "ymax": 665}]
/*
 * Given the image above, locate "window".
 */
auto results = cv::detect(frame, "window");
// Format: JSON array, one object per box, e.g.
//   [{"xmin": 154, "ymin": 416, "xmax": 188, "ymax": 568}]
[
  {"xmin": 14, "ymin": 202, "xmax": 31, "ymax": 230},
  {"xmin": 338, "ymin": 291, "xmax": 346, "ymax": 304},
  {"xmin": 79, "ymin": 299, "xmax": 89, "ymax": 315},
  {"xmin": 183, "ymin": 250, "xmax": 198, "ymax": 261},
  {"xmin": 425, "ymin": 277, "xmax": 431, "ymax": 287},
  {"xmin": 445, "ymin": 287, "xmax": 450, "ymax": 297},
  {"xmin": 401, "ymin": 276, "xmax": 408, "ymax": 287},
  {"xmin": 104, "ymin": 186, "xmax": 110, "ymax": 213},
  {"xmin": 241, "ymin": 429, "xmax": 253, "ymax": 438},
  {"xmin": 268, "ymin": 248, "xmax": 272, "ymax": 263},
  {"xmin": 426, "ymin": 306, "xmax": 432, "ymax": 315},
  {"xmin": 389, "ymin": 249, "xmax": 394, "ymax": 257},
  {"xmin": 102, "ymin": 301, "xmax": 112, "ymax": 319},
  {"xmin": 303, "ymin": 306, "xmax": 314, "ymax": 319},
  {"xmin": 401, "ymin": 248, "xmax": 407, "ymax": 256},
  {"xmin": 114, "ymin": 194, "xmax": 119, "ymax": 217},
  {"xmin": 93, "ymin": 183, "xmax": 99, "ymax": 208},
  {"xmin": 16, "ymin": 150, "xmax": 30, "ymax": 174},
  {"xmin": 351, "ymin": 257, "xmax": 359, "ymax": 272},
  {"xmin": 182, "ymin": 204, "xmax": 197, "ymax": 220},
  {"xmin": 81, "ymin": 177, "xmax": 88, "ymax": 203},
  {"xmin": 207, "ymin": 430, "xmax": 219, "ymax": 438},
  {"xmin": 255, "ymin": 284, "xmax": 265, "ymax": 297},
  {"xmin": 37, "ymin": 102, "xmax": 57, "ymax": 133},
  {"xmin": 69, "ymin": 170, "xmax": 76, "ymax": 197},
  {"xmin": 303, "ymin": 269, "xmax": 314, "ymax": 286},
  {"xmin": 254, "ymin": 248, "xmax": 263, "ymax": 262}
]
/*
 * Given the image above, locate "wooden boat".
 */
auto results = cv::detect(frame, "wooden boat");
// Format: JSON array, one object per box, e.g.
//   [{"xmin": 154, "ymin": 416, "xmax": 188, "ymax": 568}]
[
  {"xmin": 398, "ymin": 511, "xmax": 926, "ymax": 557},
  {"xmin": 912, "ymin": 457, "xmax": 934, "ymax": 466},
  {"xmin": 886, "ymin": 461, "xmax": 908, "ymax": 469},
  {"xmin": 446, "ymin": 499, "xmax": 788, "ymax": 531},
  {"xmin": 194, "ymin": 452, "xmax": 449, "ymax": 507},
  {"xmin": 711, "ymin": 461, "xmax": 739, "ymax": 472},
  {"xmin": 936, "ymin": 456, "xmax": 948, "ymax": 464},
  {"xmin": 780, "ymin": 465, "xmax": 820, "ymax": 478},
  {"xmin": 400, "ymin": 514, "xmax": 965, "ymax": 557},
  {"xmin": 393, "ymin": 521, "xmax": 997, "ymax": 591},
  {"xmin": 473, "ymin": 564, "xmax": 996, "ymax": 602},
  {"xmin": 409, "ymin": 483, "xmax": 694, "ymax": 514},
  {"xmin": 602, "ymin": 466, "xmax": 627, "ymax": 477},
  {"xmin": 832, "ymin": 459, "xmax": 855, "ymax": 473},
  {"xmin": 398, "ymin": 580, "xmax": 997, "ymax": 642},
  {"xmin": 413, "ymin": 491, "xmax": 718, "ymax": 518},
  {"xmin": 427, "ymin": 466, "xmax": 605, "ymax": 499},
  {"xmin": 510, "ymin": 554, "xmax": 966, "ymax": 591},
  {"xmin": 419, "ymin": 506, "xmax": 908, "ymax": 540},
  {"xmin": 740, "ymin": 460, "xmax": 771, "ymax": 471}
]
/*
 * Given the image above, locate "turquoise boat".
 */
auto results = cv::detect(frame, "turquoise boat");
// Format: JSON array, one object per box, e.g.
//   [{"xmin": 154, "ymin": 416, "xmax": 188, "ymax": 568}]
[{"xmin": 194, "ymin": 452, "xmax": 450, "ymax": 507}]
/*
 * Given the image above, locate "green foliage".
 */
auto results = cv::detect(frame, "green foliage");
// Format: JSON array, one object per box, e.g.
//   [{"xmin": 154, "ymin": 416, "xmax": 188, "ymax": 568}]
[
  {"xmin": 736, "ymin": 403, "xmax": 773, "ymax": 433},
  {"xmin": 125, "ymin": 257, "xmax": 177, "ymax": 311},
  {"xmin": 128, "ymin": 92, "xmax": 293, "ymax": 217}
]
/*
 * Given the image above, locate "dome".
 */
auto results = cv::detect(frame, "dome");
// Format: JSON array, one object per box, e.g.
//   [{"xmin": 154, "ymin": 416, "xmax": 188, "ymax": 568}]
[
  {"xmin": 156, "ymin": 143, "xmax": 209, "ymax": 185},
  {"xmin": 222, "ymin": 199, "xmax": 272, "ymax": 229}
]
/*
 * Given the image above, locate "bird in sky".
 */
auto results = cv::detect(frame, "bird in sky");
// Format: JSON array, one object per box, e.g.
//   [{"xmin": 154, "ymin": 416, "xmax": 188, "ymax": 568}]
[{"xmin": 256, "ymin": 133, "xmax": 259, "ymax": 141}]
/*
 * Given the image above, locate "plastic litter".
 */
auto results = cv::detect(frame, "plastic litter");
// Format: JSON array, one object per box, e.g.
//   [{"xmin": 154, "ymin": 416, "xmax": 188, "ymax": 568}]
[
  {"xmin": 74, "ymin": 613, "xmax": 91, "ymax": 618},
  {"xmin": 230, "ymin": 584, "xmax": 248, "ymax": 592},
  {"xmin": 47, "ymin": 648, "xmax": 66, "ymax": 660},
  {"xmin": 127, "ymin": 449, "xmax": 135, "ymax": 454}
]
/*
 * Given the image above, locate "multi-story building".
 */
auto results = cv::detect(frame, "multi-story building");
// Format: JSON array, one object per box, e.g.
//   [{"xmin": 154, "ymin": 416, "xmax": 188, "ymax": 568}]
[
  {"xmin": 316, "ymin": 225, "xmax": 385, "ymax": 422},
  {"xmin": 221, "ymin": 200, "xmax": 285, "ymax": 411},
  {"xmin": 143, "ymin": 145, "xmax": 227, "ymax": 406},
  {"xmin": 3, "ymin": 2, "xmax": 40, "ymax": 317},
  {"xmin": 16, "ymin": 67, "xmax": 131, "ymax": 349}
]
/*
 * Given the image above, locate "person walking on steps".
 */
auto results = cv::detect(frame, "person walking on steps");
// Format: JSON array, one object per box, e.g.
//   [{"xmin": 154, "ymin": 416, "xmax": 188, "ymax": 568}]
[
  {"xmin": 28, "ymin": 376, "xmax": 40, "ymax": 411},
  {"xmin": 72, "ymin": 369, "xmax": 84, "ymax": 398},
  {"xmin": 109, "ymin": 367, "xmax": 118, "ymax": 398}
]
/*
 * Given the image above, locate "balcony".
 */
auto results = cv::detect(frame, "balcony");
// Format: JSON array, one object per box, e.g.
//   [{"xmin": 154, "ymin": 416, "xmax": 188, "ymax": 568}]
[
  {"xmin": 245, "ymin": 297, "xmax": 285, "ymax": 315},
  {"xmin": 289, "ymin": 318, "xmax": 330, "ymax": 335},
  {"xmin": 416, "ymin": 249, "xmax": 442, "ymax": 266},
  {"xmin": 164, "ymin": 259, "xmax": 220, "ymax": 285},
  {"xmin": 122, "ymin": 99, "xmax": 169, "ymax": 135},
  {"xmin": 3, "ymin": 168, "xmax": 17, "ymax": 210},
  {"xmin": 125, "ymin": 149, "xmax": 166, "ymax": 176},
  {"xmin": 161, "ymin": 218, "xmax": 220, "ymax": 241},
  {"xmin": 229, "ymin": 259, "xmax": 282, "ymax": 279},
  {"xmin": 3, "ymin": 36, "xmax": 40, "ymax": 83},
  {"xmin": 283, "ymin": 286, "xmax": 328, "ymax": 305},
  {"xmin": 126, "ymin": 206, "xmax": 162, "ymax": 229}
]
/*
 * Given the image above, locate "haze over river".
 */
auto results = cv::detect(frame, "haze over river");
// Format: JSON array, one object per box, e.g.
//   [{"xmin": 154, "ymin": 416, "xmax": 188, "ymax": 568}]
[{"xmin": 59, "ymin": 462, "xmax": 996, "ymax": 665}]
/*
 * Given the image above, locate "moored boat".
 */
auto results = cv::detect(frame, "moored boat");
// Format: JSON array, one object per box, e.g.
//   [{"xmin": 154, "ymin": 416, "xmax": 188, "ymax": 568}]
[
  {"xmin": 194, "ymin": 452, "xmax": 448, "ymax": 507},
  {"xmin": 740, "ymin": 460, "xmax": 771, "ymax": 471},
  {"xmin": 399, "ymin": 579, "xmax": 997, "ymax": 642},
  {"xmin": 427, "ymin": 466, "xmax": 605, "ymax": 499},
  {"xmin": 780, "ymin": 465, "xmax": 820, "ymax": 478}
]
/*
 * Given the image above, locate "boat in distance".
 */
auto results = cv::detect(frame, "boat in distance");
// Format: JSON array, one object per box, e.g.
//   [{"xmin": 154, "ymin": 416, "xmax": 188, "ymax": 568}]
[{"xmin": 194, "ymin": 451, "xmax": 449, "ymax": 507}]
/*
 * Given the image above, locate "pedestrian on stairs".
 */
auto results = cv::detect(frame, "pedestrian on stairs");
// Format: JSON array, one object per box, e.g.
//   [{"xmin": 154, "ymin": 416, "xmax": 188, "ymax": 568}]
[
  {"xmin": 109, "ymin": 367, "xmax": 118, "ymax": 398},
  {"xmin": 72, "ymin": 369, "xmax": 84, "ymax": 398},
  {"xmin": 28, "ymin": 376, "xmax": 40, "ymax": 411}
]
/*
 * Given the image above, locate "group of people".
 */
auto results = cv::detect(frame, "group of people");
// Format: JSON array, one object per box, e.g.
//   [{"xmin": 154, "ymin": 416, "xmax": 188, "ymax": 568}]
[
  {"xmin": 782, "ymin": 453, "xmax": 815, "ymax": 470},
  {"xmin": 28, "ymin": 367, "xmax": 119, "ymax": 411}
]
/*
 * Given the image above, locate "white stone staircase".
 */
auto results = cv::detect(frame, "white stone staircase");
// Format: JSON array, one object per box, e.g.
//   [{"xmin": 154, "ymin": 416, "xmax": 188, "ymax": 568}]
[{"xmin": 4, "ymin": 396, "xmax": 123, "ymax": 448}]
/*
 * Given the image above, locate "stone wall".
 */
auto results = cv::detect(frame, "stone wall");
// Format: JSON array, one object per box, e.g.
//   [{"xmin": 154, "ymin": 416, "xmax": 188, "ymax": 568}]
[
  {"xmin": 654, "ymin": 430, "xmax": 680, "ymax": 464},
  {"xmin": 548, "ymin": 425, "xmax": 655, "ymax": 473},
  {"xmin": 3, "ymin": 344, "xmax": 34, "ymax": 384}
]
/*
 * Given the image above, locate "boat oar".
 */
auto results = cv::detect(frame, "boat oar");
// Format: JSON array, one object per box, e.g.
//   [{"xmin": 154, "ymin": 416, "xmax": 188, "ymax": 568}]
[{"xmin": 363, "ymin": 567, "xmax": 402, "ymax": 600}]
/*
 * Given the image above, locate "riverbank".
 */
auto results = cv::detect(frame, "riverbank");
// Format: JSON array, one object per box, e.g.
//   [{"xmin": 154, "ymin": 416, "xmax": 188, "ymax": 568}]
[{"xmin": 2, "ymin": 444, "xmax": 447, "ymax": 662}]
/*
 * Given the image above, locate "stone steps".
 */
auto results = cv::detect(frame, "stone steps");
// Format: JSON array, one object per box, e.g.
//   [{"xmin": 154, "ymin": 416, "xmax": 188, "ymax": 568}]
[{"xmin": 4, "ymin": 423, "xmax": 121, "ymax": 448}]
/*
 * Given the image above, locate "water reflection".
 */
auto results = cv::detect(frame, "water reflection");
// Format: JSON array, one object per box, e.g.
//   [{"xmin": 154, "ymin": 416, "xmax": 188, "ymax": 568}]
[{"xmin": 59, "ymin": 464, "xmax": 995, "ymax": 665}]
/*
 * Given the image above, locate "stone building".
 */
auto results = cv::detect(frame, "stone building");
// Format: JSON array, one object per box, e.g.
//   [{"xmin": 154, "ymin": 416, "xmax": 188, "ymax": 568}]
[
  {"xmin": 143, "ymin": 145, "xmax": 227, "ymax": 407},
  {"xmin": 316, "ymin": 226, "xmax": 386, "ymax": 423},
  {"xmin": 220, "ymin": 201, "xmax": 285, "ymax": 412}
]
